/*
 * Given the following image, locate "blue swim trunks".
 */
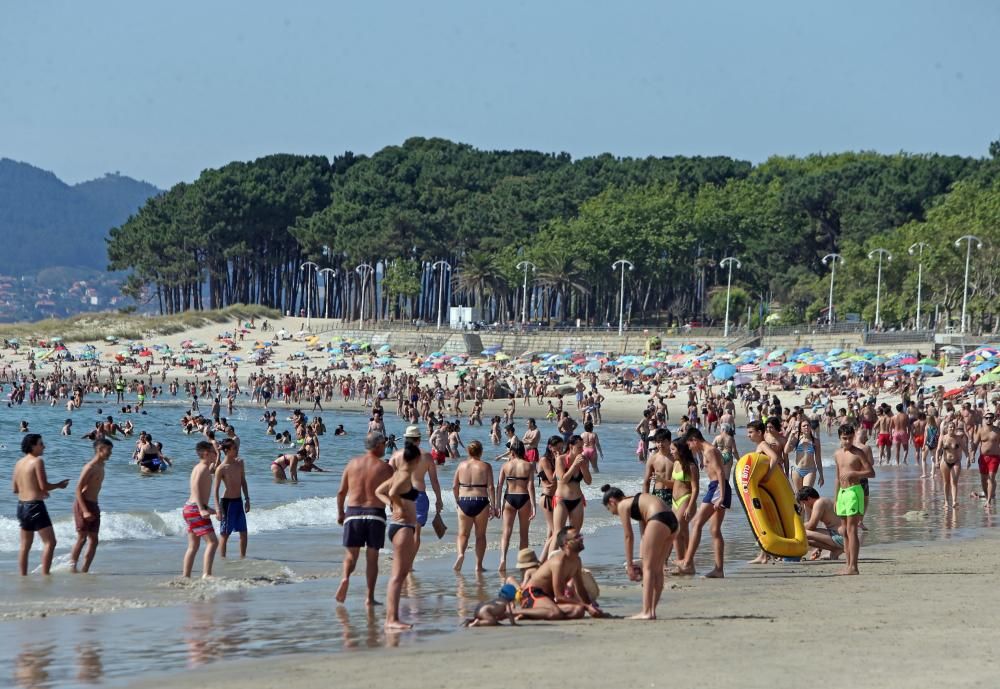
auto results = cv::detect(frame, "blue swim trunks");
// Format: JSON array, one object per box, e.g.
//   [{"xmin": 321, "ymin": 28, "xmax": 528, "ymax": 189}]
[
  {"xmin": 415, "ymin": 491, "xmax": 430, "ymax": 527},
  {"xmin": 702, "ymin": 480, "xmax": 732, "ymax": 509},
  {"xmin": 220, "ymin": 497, "xmax": 248, "ymax": 535}
]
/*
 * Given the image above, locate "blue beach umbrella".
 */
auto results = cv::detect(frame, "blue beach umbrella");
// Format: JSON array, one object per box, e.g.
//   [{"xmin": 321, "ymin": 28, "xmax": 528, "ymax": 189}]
[{"xmin": 712, "ymin": 363, "xmax": 737, "ymax": 381}]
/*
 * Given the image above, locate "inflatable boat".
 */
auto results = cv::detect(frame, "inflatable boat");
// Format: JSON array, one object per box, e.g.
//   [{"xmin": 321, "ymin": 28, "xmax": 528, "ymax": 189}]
[{"xmin": 733, "ymin": 451, "xmax": 807, "ymax": 558}]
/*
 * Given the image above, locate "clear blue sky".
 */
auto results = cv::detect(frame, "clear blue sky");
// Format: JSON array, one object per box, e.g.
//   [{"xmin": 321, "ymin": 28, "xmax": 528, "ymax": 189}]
[{"xmin": 2, "ymin": 0, "xmax": 997, "ymax": 188}]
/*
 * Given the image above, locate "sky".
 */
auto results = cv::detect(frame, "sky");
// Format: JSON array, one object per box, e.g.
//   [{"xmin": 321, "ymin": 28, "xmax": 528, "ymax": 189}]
[{"xmin": 1, "ymin": 0, "xmax": 997, "ymax": 189}]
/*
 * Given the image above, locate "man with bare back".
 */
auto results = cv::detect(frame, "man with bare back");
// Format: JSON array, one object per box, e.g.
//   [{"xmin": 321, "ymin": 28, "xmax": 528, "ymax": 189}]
[
  {"xmin": 891, "ymin": 403, "xmax": 911, "ymax": 465},
  {"xmin": 336, "ymin": 431, "xmax": 393, "ymax": 605},
  {"xmin": 70, "ymin": 438, "xmax": 113, "ymax": 573},
  {"xmin": 12, "ymin": 434, "xmax": 70, "ymax": 575},
  {"xmin": 516, "ymin": 526, "xmax": 603, "ymax": 621}
]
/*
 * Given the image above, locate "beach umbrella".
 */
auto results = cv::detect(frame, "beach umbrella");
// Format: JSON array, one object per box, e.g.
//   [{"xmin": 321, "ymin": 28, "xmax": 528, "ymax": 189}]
[
  {"xmin": 378, "ymin": 344, "xmax": 391, "ymax": 353},
  {"xmin": 973, "ymin": 361, "xmax": 996, "ymax": 374},
  {"xmin": 430, "ymin": 351, "xmax": 445, "ymax": 358},
  {"xmin": 495, "ymin": 353, "xmax": 510, "ymax": 361},
  {"xmin": 712, "ymin": 363, "xmax": 737, "ymax": 381},
  {"xmin": 641, "ymin": 367, "xmax": 657, "ymax": 376},
  {"xmin": 943, "ymin": 387, "xmax": 965, "ymax": 399},
  {"xmin": 767, "ymin": 349, "xmax": 785, "ymax": 360},
  {"xmin": 733, "ymin": 374, "xmax": 753, "ymax": 385},
  {"xmin": 941, "ymin": 346, "xmax": 962, "ymax": 354},
  {"xmin": 797, "ymin": 364, "xmax": 825, "ymax": 374},
  {"xmin": 584, "ymin": 360, "xmax": 601, "ymax": 372},
  {"xmin": 975, "ymin": 369, "xmax": 1000, "ymax": 386}
]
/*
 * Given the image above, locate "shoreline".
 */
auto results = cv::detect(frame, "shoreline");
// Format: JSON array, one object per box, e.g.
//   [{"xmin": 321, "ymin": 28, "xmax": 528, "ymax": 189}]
[{"xmin": 128, "ymin": 529, "xmax": 1000, "ymax": 689}]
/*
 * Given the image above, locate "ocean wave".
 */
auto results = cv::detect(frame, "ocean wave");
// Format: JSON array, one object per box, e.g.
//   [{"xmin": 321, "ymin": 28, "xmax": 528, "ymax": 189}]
[{"xmin": 0, "ymin": 497, "xmax": 352, "ymax": 552}]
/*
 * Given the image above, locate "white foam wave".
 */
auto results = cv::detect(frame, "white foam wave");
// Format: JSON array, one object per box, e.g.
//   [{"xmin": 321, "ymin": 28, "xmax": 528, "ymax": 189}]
[{"xmin": 0, "ymin": 497, "xmax": 351, "ymax": 552}]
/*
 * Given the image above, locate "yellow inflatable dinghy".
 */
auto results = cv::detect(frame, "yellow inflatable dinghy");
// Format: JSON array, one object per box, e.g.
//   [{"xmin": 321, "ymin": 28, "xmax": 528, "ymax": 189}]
[{"xmin": 733, "ymin": 452, "xmax": 807, "ymax": 558}]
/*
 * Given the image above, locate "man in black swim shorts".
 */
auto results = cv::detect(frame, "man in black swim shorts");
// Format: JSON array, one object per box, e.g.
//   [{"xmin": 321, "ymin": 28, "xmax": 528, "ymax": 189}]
[
  {"xmin": 336, "ymin": 432, "xmax": 394, "ymax": 605},
  {"xmin": 12, "ymin": 434, "xmax": 70, "ymax": 575}
]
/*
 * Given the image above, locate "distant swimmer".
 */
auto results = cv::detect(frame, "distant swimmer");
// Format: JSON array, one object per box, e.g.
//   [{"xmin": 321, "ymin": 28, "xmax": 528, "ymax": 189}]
[
  {"xmin": 12, "ymin": 434, "xmax": 70, "ymax": 575},
  {"xmin": 71, "ymin": 439, "xmax": 113, "ymax": 573}
]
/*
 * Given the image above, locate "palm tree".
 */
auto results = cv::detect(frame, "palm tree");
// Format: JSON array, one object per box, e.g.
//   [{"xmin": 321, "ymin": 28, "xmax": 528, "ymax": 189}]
[
  {"xmin": 453, "ymin": 251, "xmax": 505, "ymax": 319},
  {"xmin": 535, "ymin": 249, "xmax": 590, "ymax": 324}
]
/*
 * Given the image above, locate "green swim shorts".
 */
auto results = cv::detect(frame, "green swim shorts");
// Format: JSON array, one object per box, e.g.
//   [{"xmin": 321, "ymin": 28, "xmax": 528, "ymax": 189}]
[{"xmin": 836, "ymin": 484, "xmax": 865, "ymax": 517}]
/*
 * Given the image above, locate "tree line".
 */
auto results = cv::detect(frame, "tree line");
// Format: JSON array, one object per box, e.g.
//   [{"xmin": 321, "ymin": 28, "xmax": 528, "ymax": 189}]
[{"xmin": 107, "ymin": 137, "xmax": 1000, "ymax": 333}]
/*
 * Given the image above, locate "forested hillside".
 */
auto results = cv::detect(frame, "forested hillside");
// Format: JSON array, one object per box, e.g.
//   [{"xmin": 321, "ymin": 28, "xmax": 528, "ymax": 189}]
[
  {"xmin": 107, "ymin": 138, "xmax": 1000, "ymax": 331},
  {"xmin": 0, "ymin": 159, "xmax": 160, "ymax": 274}
]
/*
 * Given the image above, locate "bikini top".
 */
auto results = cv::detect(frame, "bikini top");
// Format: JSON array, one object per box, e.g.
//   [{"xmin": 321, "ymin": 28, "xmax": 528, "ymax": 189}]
[
  {"xmin": 400, "ymin": 486, "xmax": 420, "ymax": 502},
  {"xmin": 629, "ymin": 494, "xmax": 644, "ymax": 522},
  {"xmin": 563, "ymin": 458, "xmax": 584, "ymax": 483},
  {"xmin": 672, "ymin": 464, "xmax": 691, "ymax": 482},
  {"xmin": 796, "ymin": 440, "xmax": 815, "ymax": 455},
  {"xmin": 506, "ymin": 473, "xmax": 531, "ymax": 483}
]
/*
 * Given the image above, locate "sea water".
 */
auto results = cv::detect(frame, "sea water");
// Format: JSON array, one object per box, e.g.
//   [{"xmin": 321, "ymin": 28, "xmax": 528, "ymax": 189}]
[{"xmin": 0, "ymin": 396, "xmax": 993, "ymax": 688}]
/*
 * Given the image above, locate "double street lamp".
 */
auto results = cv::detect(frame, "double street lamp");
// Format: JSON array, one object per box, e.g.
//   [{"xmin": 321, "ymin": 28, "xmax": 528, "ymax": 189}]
[
  {"xmin": 355, "ymin": 263, "xmax": 374, "ymax": 327},
  {"xmin": 432, "ymin": 260, "xmax": 451, "ymax": 330},
  {"xmin": 821, "ymin": 253, "xmax": 844, "ymax": 331},
  {"xmin": 955, "ymin": 235, "xmax": 982, "ymax": 334},
  {"xmin": 516, "ymin": 260, "xmax": 536, "ymax": 326},
  {"xmin": 867, "ymin": 248, "xmax": 891, "ymax": 329},
  {"xmin": 299, "ymin": 261, "xmax": 318, "ymax": 331},
  {"xmin": 611, "ymin": 259, "xmax": 634, "ymax": 336},
  {"xmin": 907, "ymin": 243, "xmax": 928, "ymax": 330},
  {"xmin": 318, "ymin": 268, "xmax": 336, "ymax": 319},
  {"xmin": 719, "ymin": 256, "xmax": 740, "ymax": 338}
]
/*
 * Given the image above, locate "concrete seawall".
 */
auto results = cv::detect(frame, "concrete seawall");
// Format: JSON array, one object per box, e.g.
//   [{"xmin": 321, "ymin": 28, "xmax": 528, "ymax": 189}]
[{"xmin": 303, "ymin": 319, "xmax": 952, "ymax": 356}]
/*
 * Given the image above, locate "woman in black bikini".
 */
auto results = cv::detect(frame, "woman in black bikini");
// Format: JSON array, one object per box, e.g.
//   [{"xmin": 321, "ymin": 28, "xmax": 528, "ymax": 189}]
[
  {"xmin": 549, "ymin": 435, "xmax": 591, "ymax": 558},
  {"xmin": 537, "ymin": 436, "xmax": 562, "ymax": 563},
  {"xmin": 601, "ymin": 484, "xmax": 677, "ymax": 620},
  {"xmin": 452, "ymin": 440, "xmax": 495, "ymax": 572},
  {"xmin": 496, "ymin": 439, "xmax": 536, "ymax": 571},
  {"xmin": 376, "ymin": 442, "xmax": 421, "ymax": 630}
]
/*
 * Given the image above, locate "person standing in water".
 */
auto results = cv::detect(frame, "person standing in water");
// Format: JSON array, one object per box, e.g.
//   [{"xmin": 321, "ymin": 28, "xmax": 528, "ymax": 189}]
[
  {"xmin": 376, "ymin": 442, "xmax": 422, "ymax": 630},
  {"xmin": 213, "ymin": 438, "xmax": 250, "ymax": 558},
  {"xmin": 70, "ymin": 439, "xmax": 113, "ymax": 573},
  {"xmin": 336, "ymin": 432, "xmax": 394, "ymax": 605},
  {"xmin": 13, "ymin": 434, "xmax": 69, "ymax": 576},
  {"xmin": 181, "ymin": 441, "xmax": 219, "ymax": 578},
  {"xmin": 452, "ymin": 440, "xmax": 495, "ymax": 573}
]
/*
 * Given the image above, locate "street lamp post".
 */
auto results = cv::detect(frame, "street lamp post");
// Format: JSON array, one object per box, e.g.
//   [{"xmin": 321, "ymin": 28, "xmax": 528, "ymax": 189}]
[
  {"xmin": 432, "ymin": 260, "xmax": 452, "ymax": 330},
  {"xmin": 907, "ymin": 242, "xmax": 928, "ymax": 330},
  {"xmin": 611, "ymin": 259, "xmax": 634, "ymax": 336},
  {"xmin": 867, "ymin": 248, "xmax": 892, "ymax": 330},
  {"xmin": 355, "ymin": 263, "xmax": 374, "ymax": 328},
  {"xmin": 516, "ymin": 260, "xmax": 536, "ymax": 326},
  {"xmin": 821, "ymin": 254, "xmax": 844, "ymax": 331},
  {"xmin": 299, "ymin": 261, "xmax": 318, "ymax": 331},
  {"xmin": 955, "ymin": 235, "xmax": 982, "ymax": 334},
  {"xmin": 719, "ymin": 256, "xmax": 741, "ymax": 338},
  {"xmin": 318, "ymin": 268, "xmax": 336, "ymax": 320}
]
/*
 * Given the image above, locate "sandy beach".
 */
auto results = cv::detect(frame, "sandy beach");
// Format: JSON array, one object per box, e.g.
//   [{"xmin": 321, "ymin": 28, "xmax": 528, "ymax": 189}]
[{"xmin": 125, "ymin": 529, "xmax": 1000, "ymax": 689}]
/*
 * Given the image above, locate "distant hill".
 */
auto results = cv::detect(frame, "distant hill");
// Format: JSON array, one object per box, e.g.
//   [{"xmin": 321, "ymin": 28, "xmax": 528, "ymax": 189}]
[{"xmin": 0, "ymin": 159, "xmax": 161, "ymax": 275}]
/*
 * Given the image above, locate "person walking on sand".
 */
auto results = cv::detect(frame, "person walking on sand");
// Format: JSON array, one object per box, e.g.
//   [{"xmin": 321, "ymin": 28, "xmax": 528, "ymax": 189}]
[
  {"xmin": 452, "ymin": 440, "xmax": 495, "ymax": 572},
  {"xmin": 336, "ymin": 432, "xmax": 393, "ymax": 605},
  {"xmin": 376, "ymin": 442, "xmax": 422, "ymax": 630},
  {"xmin": 972, "ymin": 412, "xmax": 1000, "ymax": 507},
  {"xmin": 181, "ymin": 441, "xmax": 219, "ymax": 578},
  {"xmin": 213, "ymin": 438, "xmax": 250, "ymax": 558},
  {"xmin": 601, "ymin": 485, "xmax": 676, "ymax": 619},
  {"xmin": 70, "ymin": 439, "xmax": 112, "ymax": 573},
  {"xmin": 12, "ymin": 434, "xmax": 69, "ymax": 576},
  {"xmin": 675, "ymin": 428, "xmax": 730, "ymax": 578},
  {"xmin": 833, "ymin": 424, "xmax": 875, "ymax": 575},
  {"xmin": 936, "ymin": 421, "xmax": 968, "ymax": 509}
]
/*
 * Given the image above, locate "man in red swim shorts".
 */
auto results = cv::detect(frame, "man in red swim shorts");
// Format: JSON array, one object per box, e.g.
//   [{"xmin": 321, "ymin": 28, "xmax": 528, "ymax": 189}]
[
  {"xmin": 874, "ymin": 407, "xmax": 892, "ymax": 465},
  {"xmin": 974, "ymin": 413, "xmax": 1000, "ymax": 505}
]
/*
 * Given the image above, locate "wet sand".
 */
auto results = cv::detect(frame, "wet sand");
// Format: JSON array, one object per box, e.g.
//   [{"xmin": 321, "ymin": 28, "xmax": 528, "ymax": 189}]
[{"xmin": 130, "ymin": 529, "xmax": 1000, "ymax": 689}]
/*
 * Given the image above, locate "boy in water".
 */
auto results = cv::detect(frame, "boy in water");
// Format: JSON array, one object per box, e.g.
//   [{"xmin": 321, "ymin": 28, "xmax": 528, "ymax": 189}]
[
  {"xmin": 70, "ymin": 439, "xmax": 113, "ymax": 573},
  {"xmin": 214, "ymin": 438, "xmax": 250, "ymax": 558},
  {"xmin": 12, "ymin": 434, "xmax": 69, "ymax": 575},
  {"xmin": 182, "ymin": 441, "xmax": 219, "ymax": 577},
  {"xmin": 833, "ymin": 424, "xmax": 875, "ymax": 575}
]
